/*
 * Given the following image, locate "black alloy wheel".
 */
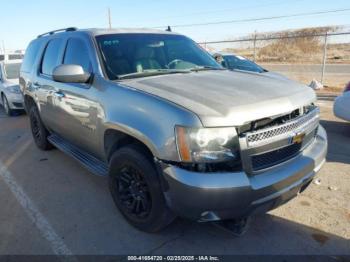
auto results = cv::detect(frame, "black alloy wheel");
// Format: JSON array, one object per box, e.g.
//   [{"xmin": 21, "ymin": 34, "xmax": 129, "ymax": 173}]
[
  {"xmin": 109, "ymin": 144, "xmax": 175, "ymax": 232},
  {"xmin": 29, "ymin": 106, "xmax": 53, "ymax": 150},
  {"xmin": 2, "ymin": 95, "xmax": 12, "ymax": 116},
  {"xmin": 116, "ymin": 165, "xmax": 152, "ymax": 219}
]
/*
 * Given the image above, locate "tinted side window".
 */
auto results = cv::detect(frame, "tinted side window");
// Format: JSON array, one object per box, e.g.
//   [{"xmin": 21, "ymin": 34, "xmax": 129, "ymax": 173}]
[
  {"xmin": 64, "ymin": 38, "xmax": 91, "ymax": 72},
  {"xmin": 41, "ymin": 38, "xmax": 64, "ymax": 76},
  {"xmin": 21, "ymin": 40, "xmax": 41, "ymax": 72}
]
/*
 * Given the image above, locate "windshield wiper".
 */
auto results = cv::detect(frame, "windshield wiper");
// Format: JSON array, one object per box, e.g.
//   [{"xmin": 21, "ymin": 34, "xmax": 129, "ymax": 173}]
[
  {"xmin": 190, "ymin": 66, "xmax": 227, "ymax": 72},
  {"xmin": 117, "ymin": 69, "xmax": 191, "ymax": 80}
]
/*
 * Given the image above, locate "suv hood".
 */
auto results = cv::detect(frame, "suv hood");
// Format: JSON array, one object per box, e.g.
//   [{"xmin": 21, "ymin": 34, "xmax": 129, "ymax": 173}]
[{"xmin": 122, "ymin": 70, "xmax": 316, "ymax": 127}]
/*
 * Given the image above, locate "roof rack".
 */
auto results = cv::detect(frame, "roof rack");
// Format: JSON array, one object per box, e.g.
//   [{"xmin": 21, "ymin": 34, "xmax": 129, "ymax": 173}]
[{"xmin": 37, "ymin": 27, "xmax": 78, "ymax": 38}]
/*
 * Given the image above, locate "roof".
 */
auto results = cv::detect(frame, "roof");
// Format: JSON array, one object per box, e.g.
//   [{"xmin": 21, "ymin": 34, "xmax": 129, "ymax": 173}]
[
  {"xmin": 84, "ymin": 28, "xmax": 180, "ymax": 36},
  {"xmin": 36, "ymin": 27, "xmax": 180, "ymax": 39}
]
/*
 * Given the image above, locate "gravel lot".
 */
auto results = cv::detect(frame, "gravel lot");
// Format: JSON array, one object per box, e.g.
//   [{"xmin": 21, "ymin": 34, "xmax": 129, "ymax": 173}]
[
  {"xmin": 262, "ymin": 64, "xmax": 350, "ymax": 89},
  {"xmin": 0, "ymin": 99, "xmax": 349, "ymax": 256}
]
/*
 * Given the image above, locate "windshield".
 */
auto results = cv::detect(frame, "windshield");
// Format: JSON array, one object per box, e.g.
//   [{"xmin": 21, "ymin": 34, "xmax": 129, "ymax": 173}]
[
  {"xmin": 223, "ymin": 55, "xmax": 265, "ymax": 73},
  {"xmin": 4, "ymin": 63, "xmax": 21, "ymax": 79},
  {"xmin": 96, "ymin": 34, "xmax": 221, "ymax": 80}
]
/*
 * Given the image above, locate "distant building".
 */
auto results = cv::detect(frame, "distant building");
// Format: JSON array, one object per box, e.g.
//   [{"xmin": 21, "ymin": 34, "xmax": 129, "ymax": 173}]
[{"xmin": 0, "ymin": 50, "xmax": 25, "ymax": 61}]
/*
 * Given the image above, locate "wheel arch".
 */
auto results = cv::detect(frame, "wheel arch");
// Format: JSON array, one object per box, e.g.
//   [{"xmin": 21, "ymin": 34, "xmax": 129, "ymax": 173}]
[
  {"xmin": 104, "ymin": 127, "xmax": 158, "ymax": 163},
  {"xmin": 0, "ymin": 91, "xmax": 6, "ymax": 100},
  {"xmin": 24, "ymin": 94, "xmax": 36, "ymax": 112}
]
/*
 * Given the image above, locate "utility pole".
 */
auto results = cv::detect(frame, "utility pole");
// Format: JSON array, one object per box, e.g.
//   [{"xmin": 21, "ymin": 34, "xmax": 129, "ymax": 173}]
[{"xmin": 108, "ymin": 7, "xmax": 112, "ymax": 29}]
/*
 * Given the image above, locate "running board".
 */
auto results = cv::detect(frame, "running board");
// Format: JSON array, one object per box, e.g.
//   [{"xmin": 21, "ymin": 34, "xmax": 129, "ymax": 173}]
[{"xmin": 48, "ymin": 134, "xmax": 108, "ymax": 177}]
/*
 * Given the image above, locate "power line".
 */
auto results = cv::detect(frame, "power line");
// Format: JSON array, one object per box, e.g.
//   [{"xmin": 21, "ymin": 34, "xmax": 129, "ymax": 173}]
[
  {"xmin": 197, "ymin": 31, "xmax": 350, "ymax": 44},
  {"xmin": 152, "ymin": 0, "xmax": 304, "ymax": 21},
  {"xmin": 152, "ymin": 8, "xmax": 350, "ymax": 29}
]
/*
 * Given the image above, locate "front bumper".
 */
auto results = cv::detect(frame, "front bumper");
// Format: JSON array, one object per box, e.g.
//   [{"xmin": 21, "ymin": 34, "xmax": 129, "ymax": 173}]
[
  {"xmin": 6, "ymin": 92, "xmax": 24, "ymax": 109},
  {"xmin": 161, "ymin": 126, "xmax": 327, "ymax": 221}
]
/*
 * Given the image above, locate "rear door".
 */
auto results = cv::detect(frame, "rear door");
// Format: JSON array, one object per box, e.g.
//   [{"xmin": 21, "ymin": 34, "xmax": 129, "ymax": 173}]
[{"xmin": 32, "ymin": 37, "xmax": 66, "ymax": 132}]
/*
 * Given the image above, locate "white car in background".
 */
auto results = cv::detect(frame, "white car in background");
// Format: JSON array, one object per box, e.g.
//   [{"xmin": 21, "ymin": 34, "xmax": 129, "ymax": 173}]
[
  {"xmin": 334, "ymin": 82, "xmax": 350, "ymax": 122},
  {"xmin": 0, "ymin": 53, "xmax": 24, "ymax": 61},
  {"xmin": 0, "ymin": 59, "xmax": 24, "ymax": 116}
]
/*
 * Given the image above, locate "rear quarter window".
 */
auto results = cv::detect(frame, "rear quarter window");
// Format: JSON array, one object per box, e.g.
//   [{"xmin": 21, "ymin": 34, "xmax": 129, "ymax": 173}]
[
  {"xmin": 41, "ymin": 38, "xmax": 64, "ymax": 76},
  {"xmin": 21, "ymin": 40, "xmax": 42, "ymax": 73}
]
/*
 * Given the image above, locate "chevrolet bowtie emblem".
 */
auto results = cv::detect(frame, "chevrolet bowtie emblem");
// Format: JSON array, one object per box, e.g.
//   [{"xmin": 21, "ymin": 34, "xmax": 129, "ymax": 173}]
[{"xmin": 292, "ymin": 133, "xmax": 306, "ymax": 144}]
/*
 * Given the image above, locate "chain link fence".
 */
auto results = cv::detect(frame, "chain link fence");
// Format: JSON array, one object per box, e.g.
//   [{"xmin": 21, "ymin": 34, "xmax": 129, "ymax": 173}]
[{"xmin": 199, "ymin": 26, "xmax": 350, "ymax": 93}]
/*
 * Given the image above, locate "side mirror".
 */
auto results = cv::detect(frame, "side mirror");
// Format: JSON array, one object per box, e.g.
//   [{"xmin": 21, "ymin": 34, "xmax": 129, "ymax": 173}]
[{"xmin": 53, "ymin": 64, "xmax": 91, "ymax": 83}]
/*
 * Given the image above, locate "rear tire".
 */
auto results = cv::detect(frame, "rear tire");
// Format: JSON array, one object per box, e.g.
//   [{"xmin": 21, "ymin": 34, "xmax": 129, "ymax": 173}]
[
  {"xmin": 109, "ymin": 144, "xmax": 175, "ymax": 232},
  {"xmin": 29, "ymin": 106, "xmax": 53, "ymax": 150},
  {"xmin": 2, "ymin": 95, "xmax": 13, "ymax": 116}
]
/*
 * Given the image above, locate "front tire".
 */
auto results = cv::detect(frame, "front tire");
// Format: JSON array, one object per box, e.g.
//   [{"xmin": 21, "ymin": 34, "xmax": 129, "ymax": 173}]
[
  {"xmin": 29, "ymin": 106, "xmax": 53, "ymax": 150},
  {"xmin": 2, "ymin": 95, "xmax": 13, "ymax": 116},
  {"xmin": 109, "ymin": 145, "xmax": 175, "ymax": 232}
]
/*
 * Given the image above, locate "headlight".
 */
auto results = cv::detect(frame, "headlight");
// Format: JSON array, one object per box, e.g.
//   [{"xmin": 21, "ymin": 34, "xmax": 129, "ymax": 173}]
[
  {"xmin": 175, "ymin": 126, "xmax": 240, "ymax": 163},
  {"xmin": 8, "ymin": 85, "xmax": 21, "ymax": 94}
]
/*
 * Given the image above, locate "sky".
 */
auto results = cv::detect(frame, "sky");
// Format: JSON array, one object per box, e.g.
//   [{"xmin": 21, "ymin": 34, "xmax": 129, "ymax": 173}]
[{"xmin": 1, "ymin": 0, "xmax": 350, "ymax": 51}]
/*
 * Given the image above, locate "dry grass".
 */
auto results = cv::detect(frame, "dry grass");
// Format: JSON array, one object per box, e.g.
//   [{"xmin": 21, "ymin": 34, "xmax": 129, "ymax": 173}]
[
  {"xmin": 222, "ymin": 27, "xmax": 350, "ymax": 64},
  {"xmin": 218, "ymin": 27, "xmax": 349, "ymax": 93},
  {"xmin": 327, "ymin": 43, "xmax": 350, "ymax": 64},
  {"xmin": 226, "ymin": 43, "xmax": 350, "ymax": 64},
  {"xmin": 317, "ymin": 86, "xmax": 344, "ymax": 94},
  {"xmin": 257, "ymin": 43, "xmax": 350, "ymax": 64},
  {"xmin": 258, "ymin": 42, "xmax": 321, "ymax": 63}
]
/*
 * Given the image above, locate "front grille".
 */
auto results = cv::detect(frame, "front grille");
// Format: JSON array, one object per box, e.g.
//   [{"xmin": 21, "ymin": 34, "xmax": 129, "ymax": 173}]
[
  {"xmin": 246, "ymin": 108, "xmax": 319, "ymax": 147},
  {"xmin": 240, "ymin": 107, "xmax": 320, "ymax": 174},
  {"xmin": 252, "ymin": 143, "xmax": 302, "ymax": 171},
  {"xmin": 12, "ymin": 102, "xmax": 23, "ymax": 108},
  {"xmin": 251, "ymin": 128, "xmax": 317, "ymax": 171}
]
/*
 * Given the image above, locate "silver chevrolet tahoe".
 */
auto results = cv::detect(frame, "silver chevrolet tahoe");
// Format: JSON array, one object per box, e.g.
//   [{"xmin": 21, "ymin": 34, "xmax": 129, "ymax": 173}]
[{"xmin": 20, "ymin": 27, "xmax": 327, "ymax": 233}]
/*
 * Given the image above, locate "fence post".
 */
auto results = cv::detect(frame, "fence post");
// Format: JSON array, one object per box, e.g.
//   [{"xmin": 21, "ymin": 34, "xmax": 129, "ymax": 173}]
[
  {"xmin": 1, "ymin": 40, "xmax": 5, "ymax": 55},
  {"xmin": 321, "ymin": 32, "xmax": 328, "ymax": 85},
  {"xmin": 253, "ymin": 31, "xmax": 257, "ymax": 62}
]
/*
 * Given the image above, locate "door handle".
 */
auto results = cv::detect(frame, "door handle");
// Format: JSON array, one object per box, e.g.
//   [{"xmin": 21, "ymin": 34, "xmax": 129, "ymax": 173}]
[{"xmin": 54, "ymin": 91, "xmax": 65, "ymax": 98}]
